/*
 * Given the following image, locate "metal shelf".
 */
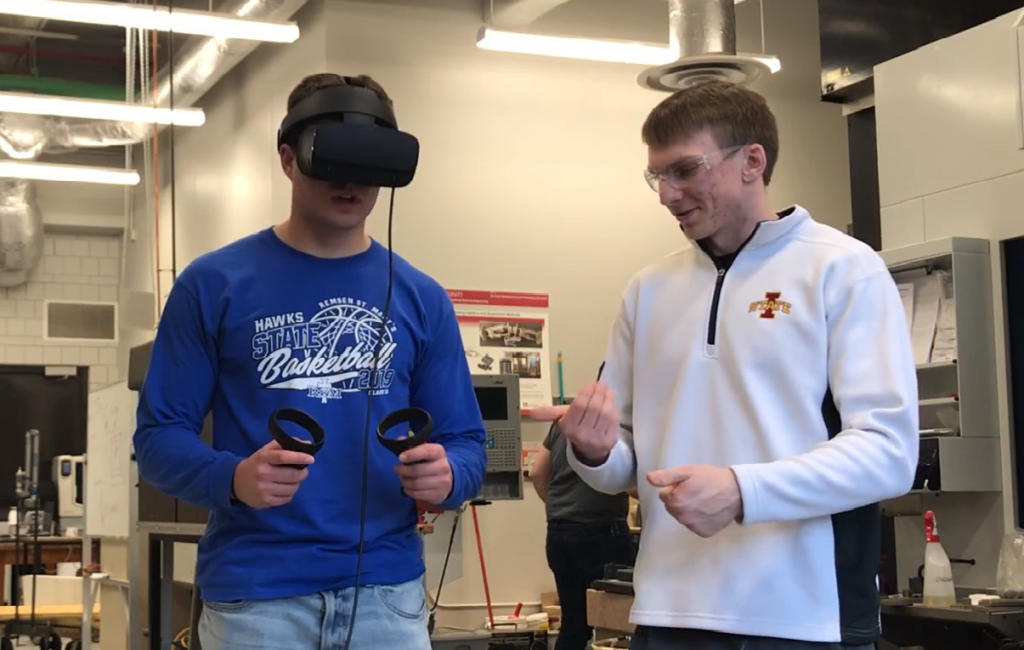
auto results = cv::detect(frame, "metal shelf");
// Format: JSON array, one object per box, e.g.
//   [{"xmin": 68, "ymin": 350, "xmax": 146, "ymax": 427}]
[{"xmin": 882, "ymin": 236, "xmax": 1001, "ymax": 492}]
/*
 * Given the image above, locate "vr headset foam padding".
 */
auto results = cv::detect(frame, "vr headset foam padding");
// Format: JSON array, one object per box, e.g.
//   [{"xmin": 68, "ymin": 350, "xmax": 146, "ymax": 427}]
[{"xmin": 277, "ymin": 84, "xmax": 420, "ymax": 188}]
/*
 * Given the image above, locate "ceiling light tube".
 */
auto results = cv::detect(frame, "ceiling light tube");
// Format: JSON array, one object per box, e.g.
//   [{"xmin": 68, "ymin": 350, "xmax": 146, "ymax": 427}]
[
  {"xmin": 476, "ymin": 28, "xmax": 781, "ymax": 73},
  {"xmin": 0, "ymin": 91, "xmax": 205, "ymax": 126},
  {"xmin": 0, "ymin": 160, "xmax": 140, "ymax": 186},
  {"xmin": 4, "ymin": 0, "xmax": 299, "ymax": 43}
]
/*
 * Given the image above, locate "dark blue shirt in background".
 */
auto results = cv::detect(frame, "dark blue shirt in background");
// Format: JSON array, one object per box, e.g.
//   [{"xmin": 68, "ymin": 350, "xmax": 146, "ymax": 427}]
[{"xmin": 133, "ymin": 228, "xmax": 487, "ymax": 603}]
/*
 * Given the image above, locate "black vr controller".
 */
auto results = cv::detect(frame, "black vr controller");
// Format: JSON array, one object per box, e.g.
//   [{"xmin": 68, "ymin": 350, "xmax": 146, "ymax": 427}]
[
  {"xmin": 267, "ymin": 407, "xmax": 325, "ymax": 469},
  {"xmin": 276, "ymin": 82, "xmax": 420, "ymax": 189},
  {"xmin": 376, "ymin": 407, "xmax": 434, "ymax": 461},
  {"xmin": 267, "ymin": 406, "xmax": 433, "ymax": 466}
]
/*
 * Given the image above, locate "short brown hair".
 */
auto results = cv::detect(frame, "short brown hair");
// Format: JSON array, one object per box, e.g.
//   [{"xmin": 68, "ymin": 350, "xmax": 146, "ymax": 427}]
[
  {"xmin": 286, "ymin": 73, "xmax": 393, "ymax": 113},
  {"xmin": 641, "ymin": 81, "xmax": 779, "ymax": 185}
]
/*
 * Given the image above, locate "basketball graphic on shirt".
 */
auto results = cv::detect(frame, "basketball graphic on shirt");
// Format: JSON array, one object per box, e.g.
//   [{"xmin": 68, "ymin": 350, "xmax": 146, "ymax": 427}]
[
  {"xmin": 309, "ymin": 304, "xmax": 387, "ymax": 353},
  {"xmin": 250, "ymin": 297, "xmax": 398, "ymax": 403}
]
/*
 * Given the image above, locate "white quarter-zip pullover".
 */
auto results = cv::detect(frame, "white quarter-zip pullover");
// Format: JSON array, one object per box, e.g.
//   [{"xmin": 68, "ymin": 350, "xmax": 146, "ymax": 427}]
[{"xmin": 568, "ymin": 206, "xmax": 919, "ymax": 644}]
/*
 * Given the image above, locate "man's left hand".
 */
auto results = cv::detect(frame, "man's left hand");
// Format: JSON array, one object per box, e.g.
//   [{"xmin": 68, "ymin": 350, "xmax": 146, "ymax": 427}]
[
  {"xmin": 395, "ymin": 444, "xmax": 453, "ymax": 504},
  {"xmin": 646, "ymin": 466, "xmax": 743, "ymax": 538}
]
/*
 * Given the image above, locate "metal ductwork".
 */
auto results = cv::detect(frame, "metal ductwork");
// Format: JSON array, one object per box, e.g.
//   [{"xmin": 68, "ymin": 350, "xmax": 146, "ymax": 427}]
[
  {"xmin": 637, "ymin": 0, "xmax": 769, "ymax": 92},
  {"xmin": 488, "ymin": 0, "xmax": 573, "ymax": 28},
  {"xmin": 0, "ymin": 0, "xmax": 310, "ymax": 287}
]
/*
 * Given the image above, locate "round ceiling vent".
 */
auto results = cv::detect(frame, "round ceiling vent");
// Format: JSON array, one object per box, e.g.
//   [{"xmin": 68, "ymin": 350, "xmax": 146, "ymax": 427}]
[{"xmin": 637, "ymin": 53, "xmax": 770, "ymax": 92}]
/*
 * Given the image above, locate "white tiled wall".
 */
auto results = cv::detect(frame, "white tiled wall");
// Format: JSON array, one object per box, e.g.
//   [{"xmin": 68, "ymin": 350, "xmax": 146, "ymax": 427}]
[{"xmin": 0, "ymin": 233, "xmax": 123, "ymax": 392}]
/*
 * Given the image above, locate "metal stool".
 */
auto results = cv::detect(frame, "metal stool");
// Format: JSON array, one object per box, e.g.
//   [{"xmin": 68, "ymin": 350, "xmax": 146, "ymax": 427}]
[{"xmin": 185, "ymin": 584, "xmax": 203, "ymax": 650}]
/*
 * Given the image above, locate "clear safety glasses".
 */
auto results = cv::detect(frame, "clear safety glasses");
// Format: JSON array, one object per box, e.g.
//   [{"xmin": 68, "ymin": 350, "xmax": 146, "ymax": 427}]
[{"xmin": 643, "ymin": 145, "xmax": 744, "ymax": 192}]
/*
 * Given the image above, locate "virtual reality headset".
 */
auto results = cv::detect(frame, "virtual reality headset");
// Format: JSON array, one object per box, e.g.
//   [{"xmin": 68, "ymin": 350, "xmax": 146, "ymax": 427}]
[{"xmin": 277, "ymin": 81, "xmax": 420, "ymax": 188}]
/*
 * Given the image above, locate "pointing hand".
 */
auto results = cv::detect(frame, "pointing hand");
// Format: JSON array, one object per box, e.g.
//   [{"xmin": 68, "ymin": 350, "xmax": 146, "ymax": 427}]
[{"xmin": 529, "ymin": 381, "xmax": 620, "ymax": 465}]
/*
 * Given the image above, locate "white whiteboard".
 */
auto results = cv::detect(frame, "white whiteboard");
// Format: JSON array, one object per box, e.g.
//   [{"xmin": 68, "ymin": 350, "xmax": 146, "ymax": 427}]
[{"xmin": 86, "ymin": 381, "xmax": 136, "ymax": 539}]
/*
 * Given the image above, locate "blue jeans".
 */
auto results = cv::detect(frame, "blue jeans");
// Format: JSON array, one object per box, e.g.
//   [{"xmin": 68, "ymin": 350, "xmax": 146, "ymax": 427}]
[{"xmin": 198, "ymin": 578, "xmax": 431, "ymax": 650}]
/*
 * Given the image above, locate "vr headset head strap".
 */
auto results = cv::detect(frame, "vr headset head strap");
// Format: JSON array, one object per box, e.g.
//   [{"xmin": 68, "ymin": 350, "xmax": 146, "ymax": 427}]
[{"xmin": 277, "ymin": 84, "xmax": 398, "ymax": 148}]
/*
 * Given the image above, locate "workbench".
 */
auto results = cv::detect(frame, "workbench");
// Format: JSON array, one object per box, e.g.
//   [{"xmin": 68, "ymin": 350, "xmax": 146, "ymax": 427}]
[
  {"xmin": 0, "ymin": 537, "xmax": 100, "ymax": 606},
  {"xmin": 585, "ymin": 589, "xmax": 1024, "ymax": 650},
  {"xmin": 880, "ymin": 599, "xmax": 1024, "ymax": 649}
]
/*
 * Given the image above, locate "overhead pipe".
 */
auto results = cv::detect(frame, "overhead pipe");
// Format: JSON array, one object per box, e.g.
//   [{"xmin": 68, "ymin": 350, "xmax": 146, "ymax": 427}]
[
  {"xmin": 0, "ymin": 0, "xmax": 311, "ymax": 287},
  {"xmin": 0, "ymin": 178, "xmax": 43, "ymax": 288},
  {"xmin": 0, "ymin": 45, "xmax": 125, "ymax": 66},
  {"xmin": 637, "ymin": 0, "xmax": 769, "ymax": 92},
  {"xmin": 668, "ymin": 0, "xmax": 737, "ymax": 59},
  {"xmin": 0, "ymin": 74, "xmax": 127, "ymax": 101},
  {"xmin": 487, "ymin": 0, "xmax": 573, "ymax": 28}
]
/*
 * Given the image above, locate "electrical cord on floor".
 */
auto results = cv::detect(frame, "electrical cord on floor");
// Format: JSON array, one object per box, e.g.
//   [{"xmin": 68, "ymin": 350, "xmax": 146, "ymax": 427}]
[
  {"xmin": 427, "ymin": 508, "xmax": 463, "ymax": 635},
  {"xmin": 340, "ymin": 188, "xmax": 397, "ymax": 650}
]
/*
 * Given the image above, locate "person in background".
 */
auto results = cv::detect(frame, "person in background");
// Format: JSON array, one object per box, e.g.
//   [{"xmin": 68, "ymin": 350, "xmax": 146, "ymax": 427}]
[
  {"xmin": 132, "ymin": 73, "xmax": 487, "ymax": 650},
  {"xmin": 530, "ymin": 80, "xmax": 918, "ymax": 650},
  {"xmin": 531, "ymin": 383, "xmax": 637, "ymax": 650}
]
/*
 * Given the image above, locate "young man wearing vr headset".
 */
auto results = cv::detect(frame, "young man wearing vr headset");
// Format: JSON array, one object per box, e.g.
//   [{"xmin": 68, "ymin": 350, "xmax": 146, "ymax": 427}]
[
  {"xmin": 133, "ymin": 73, "xmax": 487, "ymax": 649},
  {"xmin": 531, "ymin": 81, "xmax": 919, "ymax": 649}
]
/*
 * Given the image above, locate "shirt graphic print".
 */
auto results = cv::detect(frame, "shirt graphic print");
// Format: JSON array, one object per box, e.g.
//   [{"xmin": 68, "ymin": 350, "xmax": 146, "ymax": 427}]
[{"xmin": 250, "ymin": 295, "xmax": 399, "ymax": 403}]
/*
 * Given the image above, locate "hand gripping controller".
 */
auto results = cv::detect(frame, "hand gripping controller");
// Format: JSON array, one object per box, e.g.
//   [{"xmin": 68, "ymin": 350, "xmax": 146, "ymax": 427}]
[
  {"xmin": 376, "ymin": 407, "xmax": 433, "ymax": 460},
  {"xmin": 268, "ymin": 407, "xmax": 326, "ymax": 469},
  {"xmin": 266, "ymin": 405, "xmax": 433, "ymax": 467}
]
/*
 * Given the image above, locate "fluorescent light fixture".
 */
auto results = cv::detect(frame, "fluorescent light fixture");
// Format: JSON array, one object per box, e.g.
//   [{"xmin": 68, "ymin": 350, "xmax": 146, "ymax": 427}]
[
  {"xmin": 4, "ymin": 0, "xmax": 300, "ymax": 43},
  {"xmin": 0, "ymin": 160, "xmax": 140, "ymax": 186},
  {"xmin": 476, "ymin": 28, "xmax": 781, "ymax": 73},
  {"xmin": 0, "ymin": 91, "xmax": 205, "ymax": 127}
]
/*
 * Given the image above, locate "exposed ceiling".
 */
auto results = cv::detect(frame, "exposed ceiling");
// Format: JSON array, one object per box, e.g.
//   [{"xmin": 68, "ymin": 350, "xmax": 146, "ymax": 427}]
[
  {"xmin": 0, "ymin": 0, "xmax": 821, "ymax": 109},
  {"xmin": 0, "ymin": 1, "xmax": 224, "ymax": 169},
  {"xmin": 0, "ymin": 0, "xmax": 218, "ymax": 90}
]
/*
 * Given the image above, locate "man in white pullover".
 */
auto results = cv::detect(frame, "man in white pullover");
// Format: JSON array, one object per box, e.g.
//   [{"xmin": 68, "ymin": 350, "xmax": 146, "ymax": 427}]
[{"xmin": 530, "ymin": 81, "xmax": 919, "ymax": 649}]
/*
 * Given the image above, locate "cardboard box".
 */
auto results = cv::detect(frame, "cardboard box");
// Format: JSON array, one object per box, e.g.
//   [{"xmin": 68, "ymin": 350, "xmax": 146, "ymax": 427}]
[{"xmin": 586, "ymin": 589, "xmax": 634, "ymax": 634}]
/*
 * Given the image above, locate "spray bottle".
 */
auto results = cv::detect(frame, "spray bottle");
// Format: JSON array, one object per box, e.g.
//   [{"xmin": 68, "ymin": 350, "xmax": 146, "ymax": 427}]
[{"xmin": 922, "ymin": 510, "xmax": 956, "ymax": 607}]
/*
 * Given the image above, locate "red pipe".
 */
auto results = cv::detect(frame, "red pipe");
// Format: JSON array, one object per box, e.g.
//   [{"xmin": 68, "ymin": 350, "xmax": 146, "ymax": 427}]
[
  {"xmin": 0, "ymin": 44, "xmax": 124, "ymax": 66},
  {"xmin": 471, "ymin": 505, "xmax": 495, "ymax": 628}
]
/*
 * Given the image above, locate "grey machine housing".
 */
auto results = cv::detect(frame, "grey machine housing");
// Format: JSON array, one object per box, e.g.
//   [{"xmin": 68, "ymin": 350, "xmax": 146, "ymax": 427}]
[{"xmin": 472, "ymin": 373, "xmax": 524, "ymax": 501}]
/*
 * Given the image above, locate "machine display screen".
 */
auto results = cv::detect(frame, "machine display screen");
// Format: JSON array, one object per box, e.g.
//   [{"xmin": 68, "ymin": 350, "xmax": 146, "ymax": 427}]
[{"xmin": 474, "ymin": 386, "xmax": 509, "ymax": 422}]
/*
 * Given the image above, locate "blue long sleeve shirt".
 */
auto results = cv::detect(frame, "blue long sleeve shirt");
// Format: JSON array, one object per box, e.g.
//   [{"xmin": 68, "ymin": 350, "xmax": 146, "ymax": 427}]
[{"xmin": 133, "ymin": 229, "xmax": 487, "ymax": 602}]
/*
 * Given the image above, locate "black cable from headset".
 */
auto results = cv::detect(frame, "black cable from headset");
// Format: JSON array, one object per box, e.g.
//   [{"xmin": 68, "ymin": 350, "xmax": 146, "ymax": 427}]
[
  {"xmin": 341, "ymin": 188, "xmax": 397, "ymax": 650},
  {"xmin": 427, "ymin": 507, "xmax": 461, "ymax": 635}
]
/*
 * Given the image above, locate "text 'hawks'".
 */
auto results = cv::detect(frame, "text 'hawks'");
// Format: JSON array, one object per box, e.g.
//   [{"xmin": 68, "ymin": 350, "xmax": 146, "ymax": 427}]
[{"xmin": 250, "ymin": 302, "xmax": 398, "ymax": 396}]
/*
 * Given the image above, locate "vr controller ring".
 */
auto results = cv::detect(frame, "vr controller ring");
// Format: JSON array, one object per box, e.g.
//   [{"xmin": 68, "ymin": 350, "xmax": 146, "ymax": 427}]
[
  {"xmin": 268, "ymin": 407, "xmax": 325, "ymax": 469},
  {"xmin": 376, "ymin": 407, "xmax": 433, "ymax": 458}
]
